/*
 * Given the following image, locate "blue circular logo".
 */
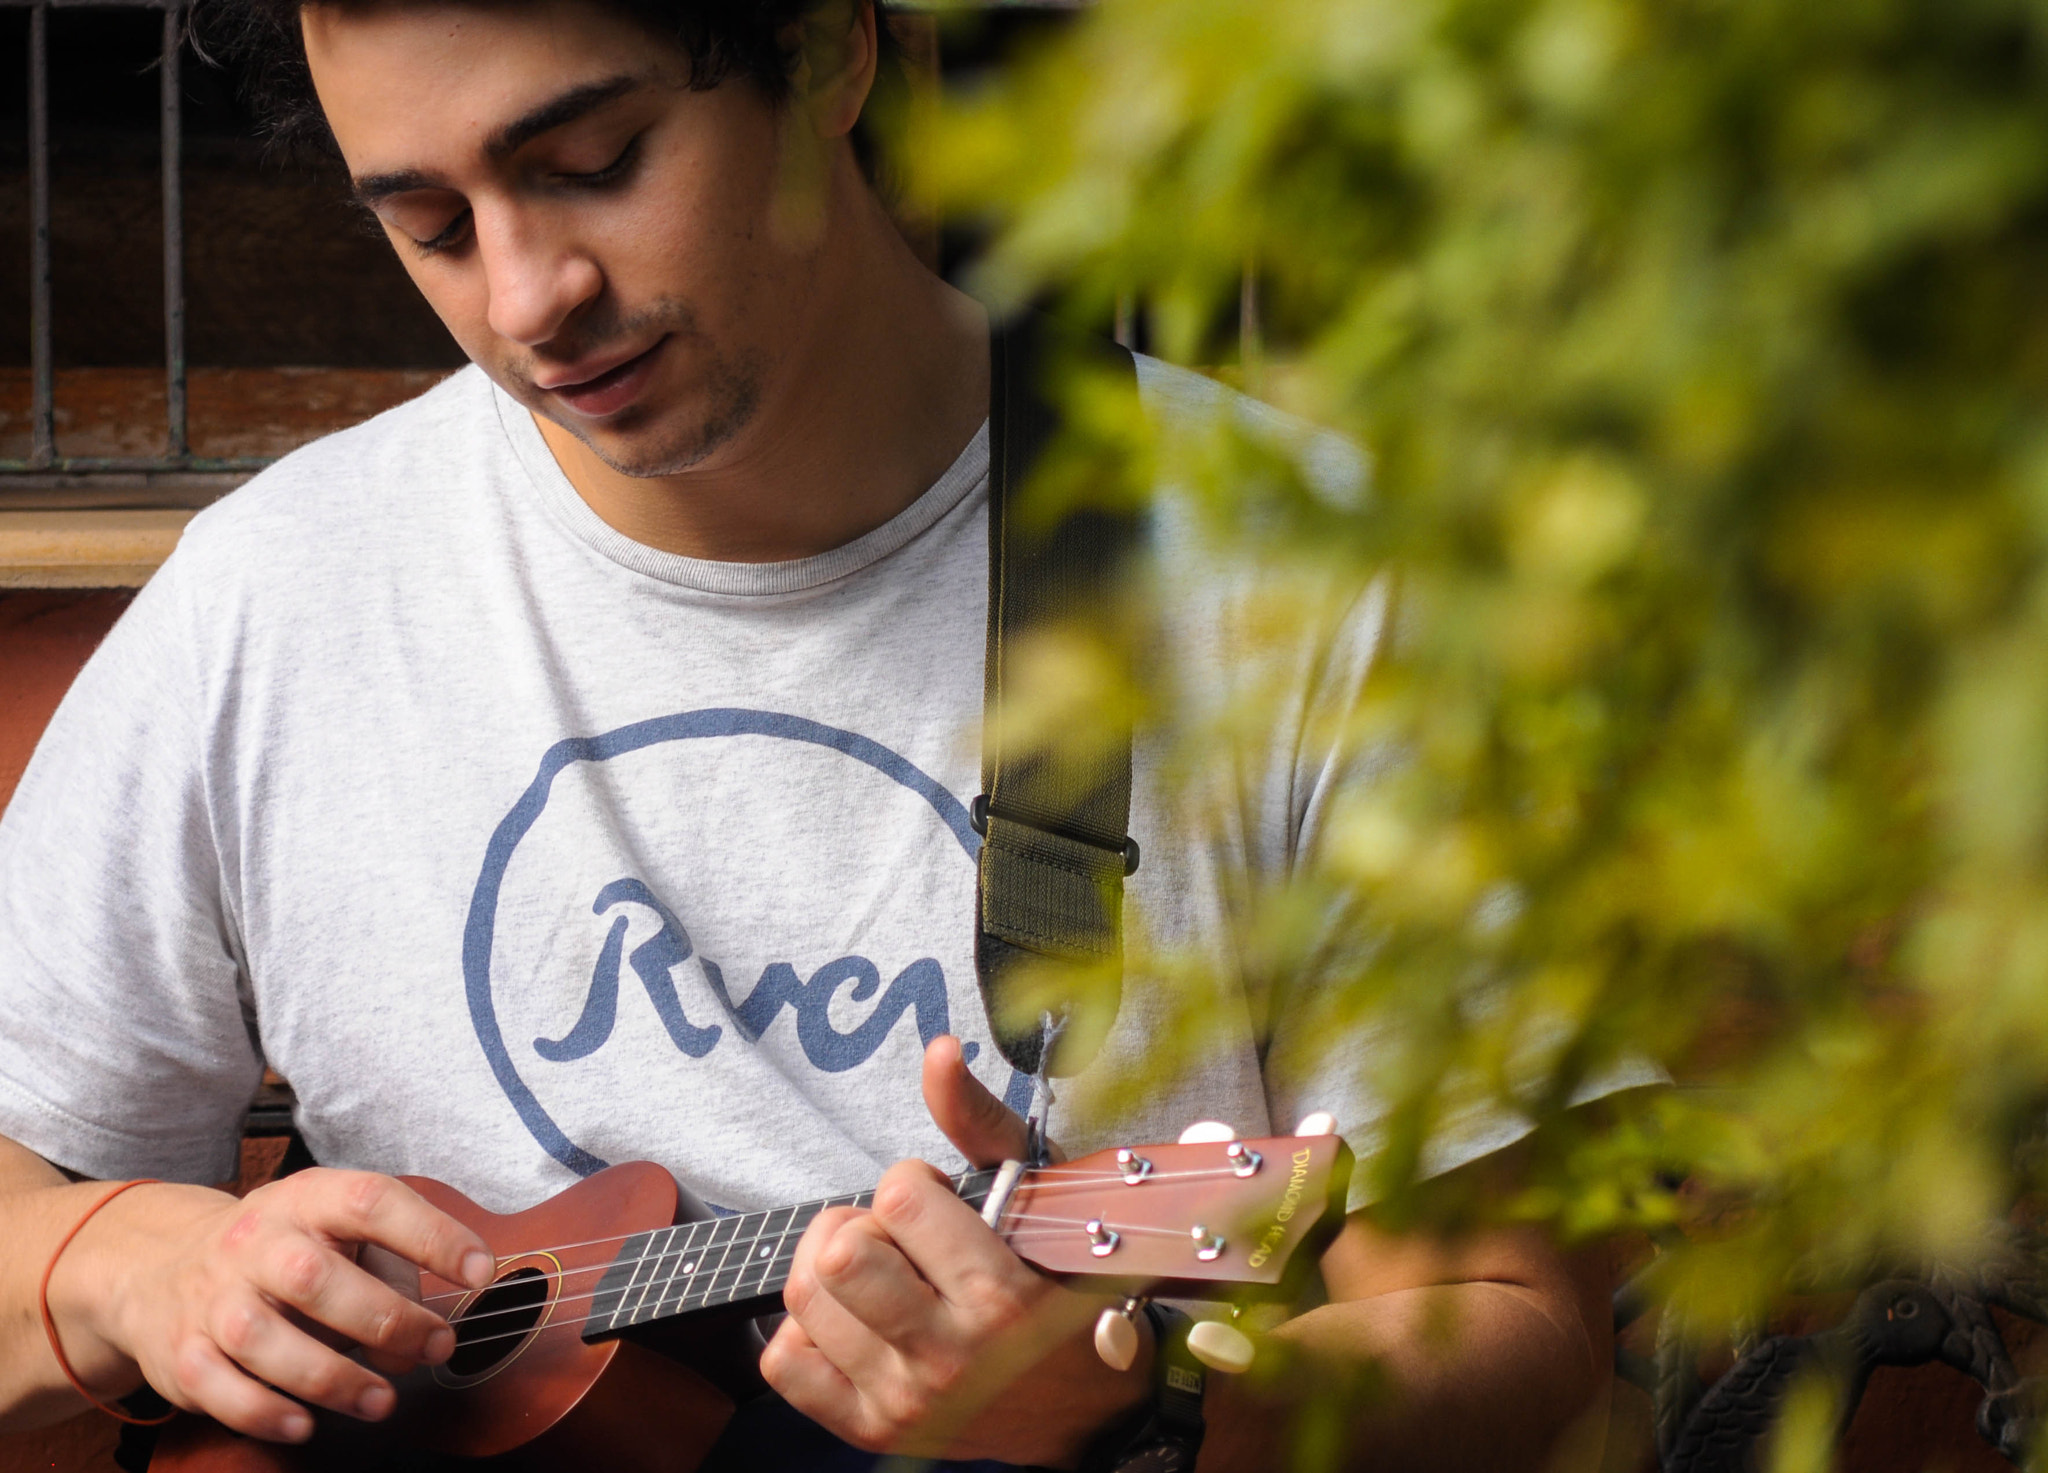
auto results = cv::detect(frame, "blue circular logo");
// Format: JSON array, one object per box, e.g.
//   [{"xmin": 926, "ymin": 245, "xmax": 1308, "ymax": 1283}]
[{"xmin": 462, "ymin": 708, "xmax": 981, "ymax": 1175}]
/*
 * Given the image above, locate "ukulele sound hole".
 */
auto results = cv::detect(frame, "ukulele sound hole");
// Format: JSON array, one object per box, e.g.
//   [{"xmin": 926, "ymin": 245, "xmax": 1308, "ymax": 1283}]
[{"xmin": 447, "ymin": 1267, "xmax": 549, "ymax": 1377}]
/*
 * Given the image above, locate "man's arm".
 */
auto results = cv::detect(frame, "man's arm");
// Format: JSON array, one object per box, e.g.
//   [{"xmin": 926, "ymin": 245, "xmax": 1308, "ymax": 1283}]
[
  {"xmin": 0, "ymin": 1132, "xmax": 494, "ymax": 1441},
  {"xmin": 763, "ymin": 1038, "xmax": 1612, "ymax": 1471},
  {"xmin": 1198, "ymin": 1213, "xmax": 1612, "ymax": 1472}
]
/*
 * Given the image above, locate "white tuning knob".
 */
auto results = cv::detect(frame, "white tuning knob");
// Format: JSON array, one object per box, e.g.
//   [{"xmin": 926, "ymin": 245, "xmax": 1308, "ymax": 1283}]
[
  {"xmin": 1094, "ymin": 1305, "xmax": 1141, "ymax": 1371},
  {"xmin": 1178, "ymin": 1120, "xmax": 1237, "ymax": 1144},
  {"xmin": 1293, "ymin": 1110, "xmax": 1338, "ymax": 1138},
  {"xmin": 1187, "ymin": 1319, "xmax": 1256, "ymax": 1374}
]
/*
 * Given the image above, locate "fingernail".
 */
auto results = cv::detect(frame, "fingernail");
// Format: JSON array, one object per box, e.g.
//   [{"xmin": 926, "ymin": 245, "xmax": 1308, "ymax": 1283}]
[
  {"xmin": 282, "ymin": 1411, "xmax": 313, "ymax": 1442},
  {"xmin": 426, "ymin": 1326, "xmax": 455, "ymax": 1364},
  {"xmin": 357, "ymin": 1384, "xmax": 394, "ymax": 1420},
  {"xmin": 462, "ymin": 1250, "xmax": 494, "ymax": 1287}
]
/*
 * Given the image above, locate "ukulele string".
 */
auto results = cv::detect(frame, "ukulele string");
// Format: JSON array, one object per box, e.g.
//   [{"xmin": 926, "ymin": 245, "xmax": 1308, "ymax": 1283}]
[
  {"xmin": 423, "ymin": 1202, "xmax": 1226, "ymax": 1342},
  {"xmin": 989, "ymin": 1166, "xmax": 1251, "ymax": 1194},
  {"xmin": 415, "ymin": 1203, "xmax": 871, "ymax": 1295},
  {"xmin": 412, "ymin": 1171, "xmax": 985, "ymax": 1303},
  {"xmin": 426, "ymin": 1203, "xmax": 1178, "ymax": 1328},
  {"xmin": 409, "ymin": 1197, "xmax": 881, "ymax": 1308},
  {"xmin": 432, "ymin": 1209, "xmax": 1208, "ymax": 1357},
  {"xmin": 413, "ymin": 1167, "xmax": 1255, "ymax": 1308},
  {"xmin": 419, "ymin": 1186, "xmax": 1242, "ymax": 1310},
  {"xmin": 996, "ymin": 1211, "xmax": 1205, "ymax": 1238}
]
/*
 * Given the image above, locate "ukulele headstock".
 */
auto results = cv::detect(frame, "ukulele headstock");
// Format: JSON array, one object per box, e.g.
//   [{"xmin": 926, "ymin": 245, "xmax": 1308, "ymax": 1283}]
[{"xmin": 997, "ymin": 1133, "xmax": 1352, "ymax": 1299}]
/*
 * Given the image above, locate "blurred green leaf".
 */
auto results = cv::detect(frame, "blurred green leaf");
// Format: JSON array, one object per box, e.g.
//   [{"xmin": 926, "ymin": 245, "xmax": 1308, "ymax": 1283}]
[{"xmin": 912, "ymin": 0, "xmax": 2048, "ymax": 1448}]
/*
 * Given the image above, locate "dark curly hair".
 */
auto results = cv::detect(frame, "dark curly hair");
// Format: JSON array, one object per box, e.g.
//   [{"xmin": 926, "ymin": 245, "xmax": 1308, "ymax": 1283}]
[{"xmin": 193, "ymin": 0, "xmax": 903, "ymax": 174}]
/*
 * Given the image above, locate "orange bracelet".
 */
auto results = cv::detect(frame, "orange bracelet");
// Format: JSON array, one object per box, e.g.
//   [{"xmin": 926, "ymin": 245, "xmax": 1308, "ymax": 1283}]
[{"xmin": 38, "ymin": 1179, "xmax": 175, "ymax": 1426}]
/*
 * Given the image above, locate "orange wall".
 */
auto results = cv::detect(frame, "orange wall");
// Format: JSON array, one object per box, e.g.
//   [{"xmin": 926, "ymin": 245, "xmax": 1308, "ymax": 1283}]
[
  {"xmin": 0, "ymin": 591, "xmax": 132, "ymax": 813},
  {"xmin": 0, "ymin": 591, "xmax": 131, "ymax": 1470}
]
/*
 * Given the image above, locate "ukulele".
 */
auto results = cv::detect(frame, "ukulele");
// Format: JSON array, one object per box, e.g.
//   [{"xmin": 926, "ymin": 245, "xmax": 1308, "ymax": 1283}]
[{"xmin": 147, "ymin": 1127, "xmax": 1351, "ymax": 1473}]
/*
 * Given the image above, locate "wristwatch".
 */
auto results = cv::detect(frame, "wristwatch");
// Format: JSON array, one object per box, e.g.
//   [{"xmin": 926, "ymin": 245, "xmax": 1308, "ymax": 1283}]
[{"xmin": 1081, "ymin": 1303, "xmax": 1207, "ymax": 1473}]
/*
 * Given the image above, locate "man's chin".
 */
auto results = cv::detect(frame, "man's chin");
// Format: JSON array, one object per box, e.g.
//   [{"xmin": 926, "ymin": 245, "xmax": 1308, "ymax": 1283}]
[
  {"xmin": 529, "ymin": 377, "xmax": 759, "ymax": 481},
  {"xmin": 540, "ymin": 406, "xmax": 735, "ymax": 480}
]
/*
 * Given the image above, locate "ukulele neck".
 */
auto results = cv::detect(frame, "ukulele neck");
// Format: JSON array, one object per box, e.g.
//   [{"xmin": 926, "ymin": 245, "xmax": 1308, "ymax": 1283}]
[{"xmin": 583, "ymin": 1169, "xmax": 1002, "ymax": 1340}]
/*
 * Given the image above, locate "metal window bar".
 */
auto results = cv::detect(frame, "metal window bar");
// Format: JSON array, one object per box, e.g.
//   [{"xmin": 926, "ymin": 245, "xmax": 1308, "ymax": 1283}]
[
  {"xmin": 2, "ymin": 0, "xmax": 270, "ymax": 491},
  {"xmin": 1, "ymin": 0, "xmax": 1215, "ymax": 497}
]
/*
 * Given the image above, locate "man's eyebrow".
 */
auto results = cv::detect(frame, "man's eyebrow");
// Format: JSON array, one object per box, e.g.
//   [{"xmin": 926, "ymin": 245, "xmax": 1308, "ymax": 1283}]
[
  {"xmin": 487, "ymin": 74, "xmax": 644, "ymax": 160},
  {"xmin": 352, "ymin": 168, "xmax": 438, "ymax": 209},
  {"xmin": 349, "ymin": 75, "xmax": 645, "ymax": 207}
]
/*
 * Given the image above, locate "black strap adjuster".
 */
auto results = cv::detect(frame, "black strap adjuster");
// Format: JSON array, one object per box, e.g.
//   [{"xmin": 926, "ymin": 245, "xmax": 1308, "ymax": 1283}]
[{"xmin": 971, "ymin": 793, "xmax": 1141, "ymax": 876}]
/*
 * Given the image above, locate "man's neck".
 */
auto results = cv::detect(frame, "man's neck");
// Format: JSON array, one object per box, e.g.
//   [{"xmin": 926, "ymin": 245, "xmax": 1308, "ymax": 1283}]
[{"xmin": 533, "ymin": 163, "xmax": 990, "ymax": 566}]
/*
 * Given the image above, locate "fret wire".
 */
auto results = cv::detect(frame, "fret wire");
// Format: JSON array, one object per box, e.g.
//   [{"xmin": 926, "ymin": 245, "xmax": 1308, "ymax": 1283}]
[
  {"xmin": 710, "ymin": 1190, "xmax": 863, "ymax": 1308},
  {"xmin": 652, "ymin": 1223, "xmax": 700, "ymax": 1320},
  {"xmin": 586, "ymin": 1229, "xmax": 649, "ymax": 1336},
  {"xmin": 720, "ymin": 1209, "xmax": 766, "ymax": 1302},
  {"xmin": 641, "ymin": 1218, "xmax": 705, "ymax": 1327},
  {"xmin": 699, "ymin": 1235, "xmax": 746, "ymax": 1306},
  {"xmin": 707, "ymin": 1214, "xmax": 756, "ymax": 1313},
  {"xmin": 694, "ymin": 1215, "xmax": 749, "ymax": 1317},
  {"xmin": 630, "ymin": 1227, "xmax": 676, "ymax": 1329},
  {"xmin": 674, "ymin": 1216, "xmax": 722, "ymax": 1314},
  {"xmin": 652, "ymin": 1224, "xmax": 701, "ymax": 1323},
  {"xmin": 613, "ymin": 1227, "xmax": 668, "ymax": 1333},
  {"xmin": 759, "ymin": 1205, "xmax": 805, "ymax": 1300},
  {"xmin": 729, "ymin": 1204, "xmax": 797, "ymax": 1306},
  {"xmin": 614, "ymin": 1225, "xmax": 662, "ymax": 1332},
  {"xmin": 712, "ymin": 1206, "xmax": 775, "ymax": 1308},
  {"xmin": 689, "ymin": 1216, "xmax": 734, "ymax": 1313},
  {"xmin": 645, "ymin": 1219, "xmax": 700, "ymax": 1322}
]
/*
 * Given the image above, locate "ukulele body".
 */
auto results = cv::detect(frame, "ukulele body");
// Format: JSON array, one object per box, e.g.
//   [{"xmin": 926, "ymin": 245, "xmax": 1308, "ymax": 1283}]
[{"xmin": 150, "ymin": 1161, "xmax": 738, "ymax": 1473}]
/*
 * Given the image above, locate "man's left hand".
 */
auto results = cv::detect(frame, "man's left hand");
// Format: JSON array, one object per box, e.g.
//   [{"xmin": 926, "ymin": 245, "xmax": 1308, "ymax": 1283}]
[{"xmin": 760, "ymin": 1035, "xmax": 1151, "ymax": 1466}]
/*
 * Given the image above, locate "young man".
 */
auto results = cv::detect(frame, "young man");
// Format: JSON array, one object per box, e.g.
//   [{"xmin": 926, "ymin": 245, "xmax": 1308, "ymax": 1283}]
[{"xmin": 0, "ymin": 1, "xmax": 1622, "ymax": 1467}]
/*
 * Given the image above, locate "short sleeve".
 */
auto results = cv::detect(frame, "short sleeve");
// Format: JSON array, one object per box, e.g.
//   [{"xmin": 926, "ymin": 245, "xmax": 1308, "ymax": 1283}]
[
  {"xmin": 0, "ymin": 556, "xmax": 260, "ymax": 1182},
  {"xmin": 1250, "ymin": 583, "xmax": 1666, "ymax": 1212},
  {"xmin": 1243, "ymin": 577, "xmax": 1410, "ymax": 1205}
]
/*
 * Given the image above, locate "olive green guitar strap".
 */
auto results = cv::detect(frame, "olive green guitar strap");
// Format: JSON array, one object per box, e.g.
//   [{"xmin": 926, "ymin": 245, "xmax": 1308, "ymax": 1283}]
[{"xmin": 973, "ymin": 314, "xmax": 1141, "ymax": 1080}]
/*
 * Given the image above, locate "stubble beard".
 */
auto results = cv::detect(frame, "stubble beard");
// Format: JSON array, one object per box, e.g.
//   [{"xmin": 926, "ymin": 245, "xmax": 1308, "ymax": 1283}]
[{"xmin": 515, "ymin": 297, "xmax": 765, "ymax": 479}]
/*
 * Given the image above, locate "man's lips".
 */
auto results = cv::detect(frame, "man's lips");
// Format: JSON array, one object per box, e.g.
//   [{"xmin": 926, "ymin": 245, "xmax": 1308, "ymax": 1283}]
[{"xmin": 535, "ymin": 336, "xmax": 669, "ymax": 419}]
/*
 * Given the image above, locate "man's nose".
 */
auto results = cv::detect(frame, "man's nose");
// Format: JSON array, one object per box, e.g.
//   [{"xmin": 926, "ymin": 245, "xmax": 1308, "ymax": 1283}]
[{"xmin": 476, "ymin": 211, "xmax": 603, "ymax": 348}]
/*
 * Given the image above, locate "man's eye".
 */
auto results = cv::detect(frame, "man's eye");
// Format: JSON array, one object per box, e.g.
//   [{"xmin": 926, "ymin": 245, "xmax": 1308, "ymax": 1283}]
[
  {"xmin": 556, "ymin": 135, "xmax": 641, "ymax": 188},
  {"xmin": 408, "ymin": 209, "xmax": 473, "ymax": 257}
]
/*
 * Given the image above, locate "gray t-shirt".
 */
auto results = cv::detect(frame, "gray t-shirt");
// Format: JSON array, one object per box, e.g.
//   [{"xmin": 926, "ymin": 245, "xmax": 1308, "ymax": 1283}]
[{"xmin": 0, "ymin": 359, "xmax": 1592, "ymax": 1218}]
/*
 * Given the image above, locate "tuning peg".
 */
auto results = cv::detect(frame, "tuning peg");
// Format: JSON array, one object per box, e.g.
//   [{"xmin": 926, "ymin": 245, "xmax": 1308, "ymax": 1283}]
[
  {"xmin": 1187, "ymin": 1318, "xmax": 1256, "ymax": 1374},
  {"xmin": 1094, "ymin": 1298, "xmax": 1146, "ymax": 1371},
  {"xmin": 1178, "ymin": 1120, "xmax": 1237, "ymax": 1144},
  {"xmin": 1293, "ymin": 1110, "xmax": 1338, "ymax": 1138}
]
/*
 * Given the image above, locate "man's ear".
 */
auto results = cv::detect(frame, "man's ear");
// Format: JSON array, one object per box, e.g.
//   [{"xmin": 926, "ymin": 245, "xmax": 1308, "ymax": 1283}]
[{"xmin": 795, "ymin": 0, "xmax": 878, "ymax": 141}]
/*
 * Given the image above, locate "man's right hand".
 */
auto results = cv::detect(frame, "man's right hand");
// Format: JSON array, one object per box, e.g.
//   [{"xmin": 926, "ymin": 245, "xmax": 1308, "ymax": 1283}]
[{"xmin": 5, "ymin": 1137, "xmax": 492, "ymax": 1443}]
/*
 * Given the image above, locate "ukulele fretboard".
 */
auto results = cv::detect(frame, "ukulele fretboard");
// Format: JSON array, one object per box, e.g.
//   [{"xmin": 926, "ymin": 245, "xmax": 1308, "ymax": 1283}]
[{"xmin": 582, "ymin": 1168, "xmax": 1001, "ymax": 1339}]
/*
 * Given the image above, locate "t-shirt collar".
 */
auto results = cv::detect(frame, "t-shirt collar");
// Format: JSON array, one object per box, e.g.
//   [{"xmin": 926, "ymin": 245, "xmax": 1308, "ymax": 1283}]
[{"xmin": 491, "ymin": 375, "xmax": 990, "ymax": 596}]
